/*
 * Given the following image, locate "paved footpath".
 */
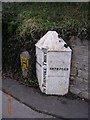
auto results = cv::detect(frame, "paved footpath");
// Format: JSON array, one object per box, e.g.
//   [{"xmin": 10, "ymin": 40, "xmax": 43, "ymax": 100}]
[
  {"xmin": 2, "ymin": 91, "xmax": 54, "ymax": 118},
  {"xmin": 2, "ymin": 78, "xmax": 88, "ymax": 119}
]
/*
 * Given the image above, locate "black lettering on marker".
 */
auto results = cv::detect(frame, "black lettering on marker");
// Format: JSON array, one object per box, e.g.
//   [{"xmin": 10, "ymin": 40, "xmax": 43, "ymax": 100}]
[{"xmin": 50, "ymin": 67, "xmax": 69, "ymax": 71}]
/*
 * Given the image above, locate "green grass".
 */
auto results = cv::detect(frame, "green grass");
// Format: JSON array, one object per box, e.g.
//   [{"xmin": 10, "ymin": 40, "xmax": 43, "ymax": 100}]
[
  {"xmin": 3, "ymin": 2, "xmax": 88, "ymax": 37},
  {"xmin": 18, "ymin": 3, "xmax": 88, "ymax": 31}
]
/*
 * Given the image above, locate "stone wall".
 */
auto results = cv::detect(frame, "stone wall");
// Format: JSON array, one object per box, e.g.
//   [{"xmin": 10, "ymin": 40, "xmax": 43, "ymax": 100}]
[{"xmin": 68, "ymin": 37, "xmax": 89, "ymax": 99}]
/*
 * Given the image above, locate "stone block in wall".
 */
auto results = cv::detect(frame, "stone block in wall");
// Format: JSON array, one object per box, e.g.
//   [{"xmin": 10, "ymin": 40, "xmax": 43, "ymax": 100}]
[
  {"xmin": 69, "ymin": 37, "xmax": 81, "ymax": 46},
  {"xmin": 72, "ymin": 46, "xmax": 88, "ymax": 56},
  {"xmin": 76, "ymin": 80, "xmax": 88, "ymax": 91},
  {"xmin": 70, "ymin": 84, "xmax": 89, "ymax": 100},
  {"xmin": 77, "ymin": 70, "xmax": 82, "ymax": 77},
  {"xmin": 72, "ymin": 55, "xmax": 88, "ymax": 63},
  {"xmin": 69, "ymin": 36, "xmax": 88, "ymax": 46},
  {"xmin": 71, "ymin": 61, "xmax": 88, "ymax": 74},
  {"xmin": 70, "ymin": 85, "xmax": 81, "ymax": 95},
  {"xmin": 74, "ymin": 77, "xmax": 84, "ymax": 84},
  {"xmin": 71, "ymin": 61, "xmax": 78, "ymax": 68},
  {"xmin": 71, "ymin": 82, "xmax": 88, "ymax": 92},
  {"xmin": 78, "ymin": 70, "xmax": 88, "ymax": 80},
  {"xmin": 81, "ymin": 40, "xmax": 88, "ymax": 46},
  {"xmin": 84, "ymin": 66, "xmax": 88, "ymax": 71},
  {"xmin": 70, "ymin": 66, "xmax": 78, "ymax": 76},
  {"xmin": 79, "ymin": 92, "xmax": 90, "ymax": 100},
  {"xmin": 83, "ymin": 79, "xmax": 88, "ymax": 84}
]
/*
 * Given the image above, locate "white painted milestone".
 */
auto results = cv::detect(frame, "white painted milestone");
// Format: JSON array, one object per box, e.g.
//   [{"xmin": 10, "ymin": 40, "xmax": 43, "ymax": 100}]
[{"xmin": 35, "ymin": 31, "xmax": 72, "ymax": 95}]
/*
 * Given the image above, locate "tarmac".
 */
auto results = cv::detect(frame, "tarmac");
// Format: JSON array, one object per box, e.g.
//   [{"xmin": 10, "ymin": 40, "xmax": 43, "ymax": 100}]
[
  {"xmin": 2, "ymin": 77, "xmax": 88, "ymax": 119},
  {"xmin": 2, "ymin": 91, "xmax": 54, "ymax": 118}
]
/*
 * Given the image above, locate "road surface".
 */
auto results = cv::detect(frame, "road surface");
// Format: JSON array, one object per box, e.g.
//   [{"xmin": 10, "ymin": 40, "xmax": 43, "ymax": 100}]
[{"xmin": 2, "ymin": 91, "xmax": 54, "ymax": 118}]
